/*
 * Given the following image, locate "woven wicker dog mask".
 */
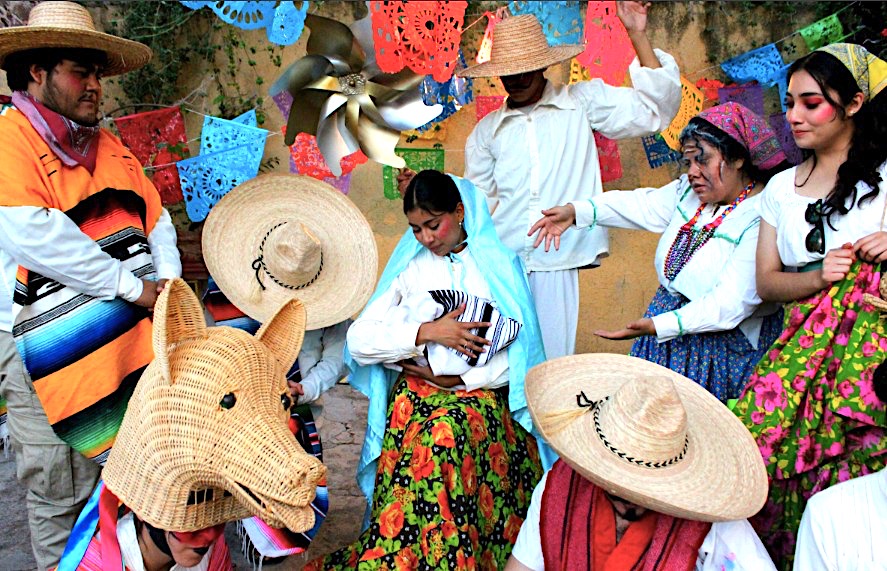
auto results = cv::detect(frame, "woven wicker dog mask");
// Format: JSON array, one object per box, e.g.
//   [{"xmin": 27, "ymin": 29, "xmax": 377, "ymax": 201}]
[{"xmin": 102, "ymin": 278, "xmax": 326, "ymax": 532}]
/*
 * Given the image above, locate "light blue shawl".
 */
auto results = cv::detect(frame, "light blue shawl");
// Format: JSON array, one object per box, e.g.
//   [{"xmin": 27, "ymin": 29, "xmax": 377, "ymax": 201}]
[{"xmin": 346, "ymin": 174, "xmax": 550, "ymax": 519}]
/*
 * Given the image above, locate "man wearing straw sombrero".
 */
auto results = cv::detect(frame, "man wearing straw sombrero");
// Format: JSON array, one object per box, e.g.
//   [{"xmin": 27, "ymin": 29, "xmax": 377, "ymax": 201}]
[
  {"xmin": 0, "ymin": 2, "xmax": 180, "ymax": 568},
  {"xmin": 459, "ymin": 2, "xmax": 681, "ymax": 368},
  {"xmin": 505, "ymin": 354, "xmax": 777, "ymax": 570}
]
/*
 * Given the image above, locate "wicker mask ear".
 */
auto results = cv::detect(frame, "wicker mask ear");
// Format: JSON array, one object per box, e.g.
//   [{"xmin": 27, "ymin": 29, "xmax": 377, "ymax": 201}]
[
  {"xmin": 153, "ymin": 278, "xmax": 208, "ymax": 383},
  {"xmin": 255, "ymin": 298, "xmax": 307, "ymax": 373}
]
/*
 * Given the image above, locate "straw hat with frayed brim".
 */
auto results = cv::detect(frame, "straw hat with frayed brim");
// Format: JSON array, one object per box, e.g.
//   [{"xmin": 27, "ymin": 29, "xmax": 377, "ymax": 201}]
[
  {"xmin": 202, "ymin": 174, "xmax": 378, "ymax": 330},
  {"xmin": 526, "ymin": 354, "xmax": 768, "ymax": 523},
  {"xmin": 458, "ymin": 14, "xmax": 584, "ymax": 78},
  {"xmin": 0, "ymin": 1, "xmax": 151, "ymax": 76}
]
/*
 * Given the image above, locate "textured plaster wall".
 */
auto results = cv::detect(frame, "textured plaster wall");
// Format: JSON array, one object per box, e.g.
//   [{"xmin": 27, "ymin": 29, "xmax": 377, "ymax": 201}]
[{"xmin": 3, "ymin": 1, "xmax": 823, "ymax": 355}]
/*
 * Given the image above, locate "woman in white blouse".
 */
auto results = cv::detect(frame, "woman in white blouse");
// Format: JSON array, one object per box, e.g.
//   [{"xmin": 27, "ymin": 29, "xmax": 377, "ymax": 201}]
[
  {"xmin": 731, "ymin": 44, "xmax": 887, "ymax": 570},
  {"xmin": 310, "ymin": 170, "xmax": 546, "ymax": 570},
  {"xmin": 529, "ymin": 102, "xmax": 788, "ymax": 403}
]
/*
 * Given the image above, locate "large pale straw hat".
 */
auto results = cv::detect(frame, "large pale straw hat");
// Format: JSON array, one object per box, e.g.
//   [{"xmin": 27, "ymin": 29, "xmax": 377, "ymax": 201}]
[
  {"xmin": 458, "ymin": 14, "xmax": 584, "ymax": 78},
  {"xmin": 0, "ymin": 1, "xmax": 151, "ymax": 75},
  {"xmin": 202, "ymin": 173, "xmax": 378, "ymax": 330},
  {"xmin": 103, "ymin": 279, "xmax": 325, "ymax": 532},
  {"xmin": 526, "ymin": 354, "xmax": 768, "ymax": 522}
]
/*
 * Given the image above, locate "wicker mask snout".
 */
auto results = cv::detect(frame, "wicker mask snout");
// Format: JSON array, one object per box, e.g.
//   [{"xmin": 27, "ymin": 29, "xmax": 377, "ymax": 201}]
[{"xmin": 102, "ymin": 279, "xmax": 326, "ymax": 532}]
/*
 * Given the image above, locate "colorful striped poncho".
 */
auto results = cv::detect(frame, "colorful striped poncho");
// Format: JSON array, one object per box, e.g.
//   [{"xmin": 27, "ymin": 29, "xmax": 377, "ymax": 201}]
[{"xmin": 0, "ymin": 107, "xmax": 162, "ymax": 463}]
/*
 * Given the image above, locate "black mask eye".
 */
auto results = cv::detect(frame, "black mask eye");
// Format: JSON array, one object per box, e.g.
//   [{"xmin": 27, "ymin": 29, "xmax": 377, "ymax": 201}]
[
  {"xmin": 220, "ymin": 393, "xmax": 237, "ymax": 409},
  {"xmin": 280, "ymin": 393, "xmax": 292, "ymax": 410}
]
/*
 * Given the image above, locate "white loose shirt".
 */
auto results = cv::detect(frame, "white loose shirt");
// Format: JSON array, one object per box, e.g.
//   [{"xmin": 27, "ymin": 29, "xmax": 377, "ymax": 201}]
[
  {"xmin": 464, "ymin": 49, "xmax": 682, "ymax": 272},
  {"xmin": 511, "ymin": 472, "xmax": 777, "ymax": 571},
  {"xmin": 758, "ymin": 162, "xmax": 887, "ymax": 267},
  {"xmin": 296, "ymin": 320, "xmax": 351, "ymax": 405},
  {"xmin": 0, "ymin": 206, "xmax": 181, "ymax": 332},
  {"xmin": 794, "ymin": 469, "xmax": 887, "ymax": 570},
  {"xmin": 347, "ymin": 246, "xmax": 508, "ymax": 392},
  {"xmin": 572, "ymin": 175, "xmax": 777, "ymax": 346}
]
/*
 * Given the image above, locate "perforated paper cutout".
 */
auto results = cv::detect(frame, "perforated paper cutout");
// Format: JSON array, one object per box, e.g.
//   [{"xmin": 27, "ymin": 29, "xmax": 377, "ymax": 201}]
[
  {"xmin": 178, "ymin": 143, "xmax": 263, "ymax": 222},
  {"xmin": 114, "ymin": 107, "xmax": 189, "ymax": 205},
  {"xmin": 721, "ymin": 43, "xmax": 785, "ymax": 86},
  {"xmin": 286, "ymin": 131, "xmax": 368, "ymax": 179},
  {"xmin": 695, "ymin": 78, "xmax": 725, "ymax": 103},
  {"xmin": 800, "ymin": 13, "xmax": 844, "ymax": 51},
  {"xmin": 718, "ymin": 83, "xmax": 765, "ymax": 115},
  {"xmin": 569, "ymin": 58, "xmax": 590, "ymax": 85},
  {"xmin": 416, "ymin": 50, "xmax": 473, "ymax": 132},
  {"xmin": 594, "ymin": 132, "xmax": 622, "ymax": 183},
  {"xmin": 642, "ymin": 134, "xmax": 681, "ymax": 169},
  {"xmin": 179, "ymin": 1, "xmax": 309, "ymax": 46},
  {"xmin": 272, "ymin": 90, "xmax": 293, "ymax": 119},
  {"xmin": 476, "ymin": 8, "xmax": 508, "ymax": 64},
  {"xmin": 779, "ymin": 33, "xmax": 810, "ymax": 63},
  {"xmin": 575, "ymin": 1, "xmax": 635, "ymax": 87},
  {"xmin": 509, "ymin": 1, "xmax": 583, "ymax": 46},
  {"xmin": 660, "ymin": 76, "xmax": 704, "ymax": 151},
  {"xmin": 199, "ymin": 115, "xmax": 268, "ymax": 156},
  {"xmin": 475, "ymin": 95, "xmax": 505, "ymax": 121},
  {"xmin": 381, "ymin": 148, "xmax": 445, "ymax": 200},
  {"xmin": 370, "ymin": 1, "xmax": 468, "ymax": 82},
  {"xmin": 768, "ymin": 113, "xmax": 803, "ymax": 166}
]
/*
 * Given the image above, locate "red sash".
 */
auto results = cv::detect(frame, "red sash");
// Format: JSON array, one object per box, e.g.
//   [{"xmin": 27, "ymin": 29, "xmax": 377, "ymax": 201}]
[{"xmin": 540, "ymin": 460, "xmax": 711, "ymax": 571}]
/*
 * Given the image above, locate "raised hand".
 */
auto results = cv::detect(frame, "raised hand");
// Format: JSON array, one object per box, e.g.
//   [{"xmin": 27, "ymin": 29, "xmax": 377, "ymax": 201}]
[
  {"xmin": 594, "ymin": 317, "xmax": 656, "ymax": 341},
  {"xmin": 397, "ymin": 167, "xmax": 417, "ymax": 197},
  {"xmin": 416, "ymin": 303, "xmax": 491, "ymax": 359},
  {"xmin": 528, "ymin": 204, "xmax": 576, "ymax": 252},
  {"xmin": 616, "ymin": 1, "xmax": 651, "ymax": 33}
]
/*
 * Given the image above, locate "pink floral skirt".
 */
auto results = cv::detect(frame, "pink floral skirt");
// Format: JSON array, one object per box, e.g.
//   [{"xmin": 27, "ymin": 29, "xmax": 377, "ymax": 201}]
[{"xmin": 734, "ymin": 260, "xmax": 887, "ymax": 570}]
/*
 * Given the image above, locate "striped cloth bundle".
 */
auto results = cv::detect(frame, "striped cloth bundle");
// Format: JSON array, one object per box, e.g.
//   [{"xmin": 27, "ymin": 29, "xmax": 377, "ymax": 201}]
[{"xmin": 428, "ymin": 289, "xmax": 522, "ymax": 367}]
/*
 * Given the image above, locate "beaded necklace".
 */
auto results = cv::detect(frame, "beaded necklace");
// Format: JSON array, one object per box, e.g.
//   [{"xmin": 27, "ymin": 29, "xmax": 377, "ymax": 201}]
[{"xmin": 663, "ymin": 181, "xmax": 755, "ymax": 281}]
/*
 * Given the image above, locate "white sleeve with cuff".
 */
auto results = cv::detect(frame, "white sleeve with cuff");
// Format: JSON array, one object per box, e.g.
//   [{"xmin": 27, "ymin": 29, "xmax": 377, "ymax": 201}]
[
  {"xmin": 0, "ymin": 205, "xmax": 143, "ymax": 302},
  {"xmin": 650, "ymin": 221, "xmax": 762, "ymax": 343},
  {"xmin": 464, "ymin": 122, "xmax": 500, "ymax": 215},
  {"xmin": 572, "ymin": 178, "xmax": 683, "ymax": 233},
  {"xmin": 347, "ymin": 276, "xmax": 427, "ymax": 366},
  {"xmin": 298, "ymin": 320, "xmax": 351, "ymax": 404}
]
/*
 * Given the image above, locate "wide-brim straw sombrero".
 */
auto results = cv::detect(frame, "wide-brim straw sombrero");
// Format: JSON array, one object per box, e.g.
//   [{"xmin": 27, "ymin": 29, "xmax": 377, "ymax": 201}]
[
  {"xmin": 458, "ymin": 14, "xmax": 584, "ymax": 78},
  {"xmin": 0, "ymin": 1, "xmax": 152, "ymax": 76},
  {"xmin": 526, "ymin": 354, "xmax": 768, "ymax": 522},
  {"xmin": 202, "ymin": 173, "xmax": 378, "ymax": 330}
]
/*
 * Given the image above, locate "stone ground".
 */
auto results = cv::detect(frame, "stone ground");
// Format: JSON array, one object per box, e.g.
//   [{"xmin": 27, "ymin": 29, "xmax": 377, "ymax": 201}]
[{"xmin": 0, "ymin": 383, "xmax": 369, "ymax": 570}]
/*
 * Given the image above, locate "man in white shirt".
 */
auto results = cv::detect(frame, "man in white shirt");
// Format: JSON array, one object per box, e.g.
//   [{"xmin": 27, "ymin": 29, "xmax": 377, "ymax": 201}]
[
  {"xmin": 0, "ymin": 3, "xmax": 180, "ymax": 568},
  {"xmin": 794, "ymin": 468, "xmax": 887, "ymax": 570},
  {"xmin": 459, "ymin": 2, "xmax": 681, "ymax": 360}
]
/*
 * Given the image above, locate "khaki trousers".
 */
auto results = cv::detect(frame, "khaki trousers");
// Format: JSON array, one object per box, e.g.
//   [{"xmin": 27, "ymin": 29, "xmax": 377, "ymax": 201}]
[{"xmin": 0, "ymin": 331, "xmax": 100, "ymax": 571}]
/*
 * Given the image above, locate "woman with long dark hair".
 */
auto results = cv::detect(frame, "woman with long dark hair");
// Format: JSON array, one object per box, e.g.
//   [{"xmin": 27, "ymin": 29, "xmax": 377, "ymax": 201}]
[{"xmin": 732, "ymin": 43, "xmax": 887, "ymax": 570}]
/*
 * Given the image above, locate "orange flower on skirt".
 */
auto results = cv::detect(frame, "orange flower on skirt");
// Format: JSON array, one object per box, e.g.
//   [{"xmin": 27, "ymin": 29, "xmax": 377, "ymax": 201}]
[{"xmin": 379, "ymin": 501, "xmax": 405, "ymax": 539}]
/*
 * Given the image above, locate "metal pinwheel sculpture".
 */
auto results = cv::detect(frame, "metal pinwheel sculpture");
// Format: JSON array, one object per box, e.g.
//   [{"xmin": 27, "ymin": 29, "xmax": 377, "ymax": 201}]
[{"xmin": 271, "ymin": 14, "xmax": 443, "ymax": 176}]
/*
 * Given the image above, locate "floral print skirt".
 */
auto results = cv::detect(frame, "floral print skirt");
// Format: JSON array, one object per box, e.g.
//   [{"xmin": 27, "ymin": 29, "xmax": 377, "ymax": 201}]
[
  {"xmin": 307, "ymin": 374, "xmax": 543, "ymax": 570},
  {"xmin": 734, "ymin": 261, "xmax": 887, "ymax": 570},
  {"xmin": 631, "ymin": 286, "xmax": 783, "ymax": 402}
]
